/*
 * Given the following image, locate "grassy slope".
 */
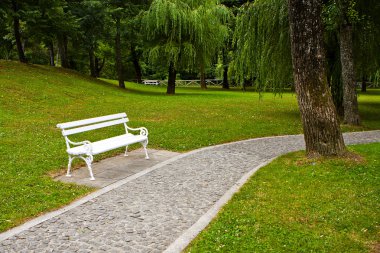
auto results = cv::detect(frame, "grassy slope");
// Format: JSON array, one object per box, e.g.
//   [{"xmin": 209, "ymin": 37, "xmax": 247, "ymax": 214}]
[
  {"xmin": 186, "ymin": 143, "xmax": 380, "ymax": 253},
  {"xmin": 0, "ymin": 60, "xmax": 379, "ymax": 232}
]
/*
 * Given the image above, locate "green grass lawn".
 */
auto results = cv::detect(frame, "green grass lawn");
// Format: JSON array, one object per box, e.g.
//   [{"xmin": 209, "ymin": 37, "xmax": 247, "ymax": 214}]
[
  {"xmin": 186, "ymin": 143, "xmax": 380, "ymax": 253},
  {"xmin": 0, "ymin": 60, "xmax": 379, "ymax": 232}
]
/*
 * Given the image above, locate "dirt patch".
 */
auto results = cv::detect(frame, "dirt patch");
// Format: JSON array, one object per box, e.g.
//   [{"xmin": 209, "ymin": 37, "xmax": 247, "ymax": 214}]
[{"xmin": 295, "ymin": 151, "xmax": 366, "ymax": 166}]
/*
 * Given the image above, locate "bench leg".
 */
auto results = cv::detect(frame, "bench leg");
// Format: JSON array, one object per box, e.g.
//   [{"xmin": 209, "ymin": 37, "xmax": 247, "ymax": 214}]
[
  {"xmin": 81, "ymin": 155, "xmax": 95, "ymax": 180},
  {"xmin": 142, "ymin": 140, "xmax": 149, "ymax": 160},
  {"xmin": 124, "ymin": 145, "xmax": 129, "ymax": 157},
  {"xmin": 66, "ymin": 156, "xmax": 74, "ymax": 177}
]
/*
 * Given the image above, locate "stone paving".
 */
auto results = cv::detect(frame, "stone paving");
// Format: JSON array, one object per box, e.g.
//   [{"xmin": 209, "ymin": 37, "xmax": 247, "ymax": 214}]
[
  {"xmin": 55, "ymin": 149, "xmax": 180, "ymax": 188},
  {"xmin": 1, "ymin": 131, "xmax": 379, "ymax": 253}
]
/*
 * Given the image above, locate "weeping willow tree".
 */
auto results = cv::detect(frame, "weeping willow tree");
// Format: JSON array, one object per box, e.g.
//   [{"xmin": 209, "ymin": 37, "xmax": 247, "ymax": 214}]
[
  {"xmin": 233, "ymin": 0, "xmax": 292, "ymax": 91},
  {"xmin": 189, "ymin": 2, "xmax": 229, "ymax": 89},
  {"xmin": 142, "ymin": 0, "xmax": 229, "ymax": 94}
]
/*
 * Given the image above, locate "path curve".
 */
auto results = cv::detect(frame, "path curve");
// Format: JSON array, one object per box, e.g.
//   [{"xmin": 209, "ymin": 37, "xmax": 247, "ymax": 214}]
[{"xmin": 1, "ymin": 131, "xmax": 379, "ymax": 253}]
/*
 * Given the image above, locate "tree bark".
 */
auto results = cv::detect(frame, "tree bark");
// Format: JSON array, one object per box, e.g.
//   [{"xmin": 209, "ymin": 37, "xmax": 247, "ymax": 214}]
[
  {"xmin": 167, "ymin": 61, "xmax": 176, "ymax": 95},
  {"xmin": 200, "ymin": 63, "xmax": 207, "ymax": 89},
  {"xmin": 288, "ymin": 0, "xmax": 346, "ymax": 157},
  {"xmin": 222, "ymin": 49, "xmax": 229, "ymax": 89},
  {"xmin": 48, "ymin": 41, "xmax": 55, "ymax": 66},
  {"xmin": 361, "ymin": 76, "xmax": 367, "ymax": 92},
  {"xmin": 58, "ymin": 34, "xmax": 69, "ymax": 68},
  {"xmin": 89, "ymin": 47, "xmax": 96, "ymax": 77},
  {"xmin": 11, "ymin": 0, "xmax": 27, "ymax": 63},
  {"xmin": 340, "ymin": 25, "xmax": 360, "ymax": 125},
  {"xmin": 131, "ymin": 45, "xmax": 142, "ymax": 83},
  {"xmin": 115, "ymin": 17, "xmax": 125, "ymax": 88}
]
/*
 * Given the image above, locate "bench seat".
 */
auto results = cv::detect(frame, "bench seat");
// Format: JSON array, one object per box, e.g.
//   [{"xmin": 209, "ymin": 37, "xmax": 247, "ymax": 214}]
[{"xmin": 67, "ymin": 133, "xmax": 148, "ymax": 156}]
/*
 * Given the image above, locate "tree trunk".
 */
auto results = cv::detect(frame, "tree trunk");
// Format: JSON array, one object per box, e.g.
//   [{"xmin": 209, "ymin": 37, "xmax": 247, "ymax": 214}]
[
  {"xmin": 58, "ymin": 34, "xmax": 69, "ymax": 68},
  {"xmin": 48, "ymin": 41, "xmax": 55, "ymax": 66},
  {"xmin": 115, "ymin": 17, "xmax": 125, "ymax": 88},
  {"xmin": 131, "ymin": 45, "xmax": 143, "ymax": 83},
  {"xmin": 330, "ymin": 68, "xmax": 344, "ymax": 117},
  {"xmin": 11, "ymin": 0, "xmax": 27, "ymax": 63},
  {"xmin": 288, "ymin": 0, "xmax": 346, "ymax": 157},
  {"xmin": 167, "ymin": 61, "xmax": 176, "ymax": 95},
  {"xmin": 95, "ymin": 57, "xmax": 105, "ymax": 78},
  {"xmin": 200, "ymin": 64, "xmax": 207, "ymax": 89},
  {"xmin": 89, "ymin": 47, "xmax": 96, "ymax": 77},
  {"xmin": 222, "ymin": 49, "xmax": 229, "ymax": 89},
  {"xmin": 340, "ymin": 25, "xmax": 360, "ymax": 125},
  {"xmin": 361, "ymin": 76, "xmax": 367, "ymax": 92}
]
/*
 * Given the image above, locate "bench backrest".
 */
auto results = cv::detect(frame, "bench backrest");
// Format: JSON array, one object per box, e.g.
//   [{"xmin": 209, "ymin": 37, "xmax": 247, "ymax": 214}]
[{"xmin": 57, "ymin": 113, "xmax": 129, "ymax": 136}]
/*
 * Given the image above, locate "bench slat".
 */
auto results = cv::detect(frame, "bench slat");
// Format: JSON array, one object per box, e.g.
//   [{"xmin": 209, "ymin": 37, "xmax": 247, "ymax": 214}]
[
  {"xmin": 62, "ymin": 118, "xmax": 128, "ymax": 136},
  {"xmin": 57, "ymin": 113, "xmax": 127, "ymax": 129}
]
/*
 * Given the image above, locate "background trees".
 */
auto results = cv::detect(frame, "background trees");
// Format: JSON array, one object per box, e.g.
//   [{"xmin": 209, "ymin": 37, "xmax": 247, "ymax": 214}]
[
  {"xmin": 233, "ymin": 0, "xmax": 379, "ymax": 127},
  {"xmin": 1, "ymin": 0, "xmax": 377, "ymax": 98},
  {"xmin": 142, "ymin": 0, "xmax": 229, "ymax": 94}
]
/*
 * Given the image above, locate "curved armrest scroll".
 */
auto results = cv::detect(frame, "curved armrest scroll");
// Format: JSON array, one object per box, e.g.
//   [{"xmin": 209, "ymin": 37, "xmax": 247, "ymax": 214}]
[
  {"xmin": 126, "ymin": 126, "xmax": 149, "ymax": 136},
  {"xmin": 66, "ymin": 139, "xmax": 93, "ymax": 154}
]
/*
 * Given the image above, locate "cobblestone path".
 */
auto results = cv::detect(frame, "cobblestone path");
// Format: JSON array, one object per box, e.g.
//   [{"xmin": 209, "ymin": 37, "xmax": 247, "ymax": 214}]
[{"xmin": 1, "ymin": 131, "xmax": 379, "ymax": 253}]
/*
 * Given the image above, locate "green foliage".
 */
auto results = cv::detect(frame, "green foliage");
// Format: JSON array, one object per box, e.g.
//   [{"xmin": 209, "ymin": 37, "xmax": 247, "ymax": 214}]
[
  {"xmin": 142, "ymin": 0, "xmax": 230, "ymax": 72},
  {"xmin": 186, "ymin": 143, "xmax": 380, "ymax": 252},
  {"xmin": 323, "ymin": 0, "xmax": 380, "ymax": 80},
  {"xmin": 233, "ymin": 0, "xmax": 293, "ymax": 91}
]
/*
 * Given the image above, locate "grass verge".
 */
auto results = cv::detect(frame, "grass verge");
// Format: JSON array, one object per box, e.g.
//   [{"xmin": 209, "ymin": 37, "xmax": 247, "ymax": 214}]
[{"xmin": 185, "ymin": 143, "xmax": 380, "ymax": 253}]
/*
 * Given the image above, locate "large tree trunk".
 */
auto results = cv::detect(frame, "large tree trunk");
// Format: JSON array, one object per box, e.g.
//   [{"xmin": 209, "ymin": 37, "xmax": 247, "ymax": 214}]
[
  {"xmin": 48, "ymin": 41, "xmax": 55, "ymax": 66},
  {"xmin": 58, "ymin": 34, "xmax": 69, "ymax": 68},
  {"xmin": 115, "ymin": 17, "xmax": 125, "ymax": 88},
  {"xmin": 288, "ymin": 0, "xmax": 346, "ymax": 157},
  {"xmin": 340, "ymin": 25, "xmax": 360, "ymax": 125},
  {"xmin": 167, "ymin": 61, "xmax": 176, "ymax": 95},
  {"xmin": 11, "ymin": 0, "xmax": 27, "ymax": 63},
  {"xmin": 89, "ymin": 47, "xmax": 96, "ymax": 77},
  {"xmin": 131, "ymin": 45, "xmax": 143, "ymax": 83},
  {"xmin": 200, "ymin": 63, "xmax": 207, "ymax": 89},
  {"xmin": 222, "ymin": 49, "xmax": 229, "ymax": 89}
]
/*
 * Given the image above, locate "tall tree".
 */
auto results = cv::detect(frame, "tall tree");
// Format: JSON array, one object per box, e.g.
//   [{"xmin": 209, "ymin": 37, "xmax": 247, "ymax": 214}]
[
  {"xmin": 143, "ymin": 0, "xmax": 193, "ymax": 94},
  {"xmin": 114, "ymin": 15, "xmax": 124, "ymax": 88},
  {"xmin": 233, "ymin": 0, "xmax": 293, "ymax": 92},
  {"xmin": 12, "ymin": 0, "xmax": 27, "ymax": 63},
  {"xmin": 288, "ymin": 0, "xmax": 346, "ymax": 156},
  {"xmin": 72, "ymin": 0, "xmax": 106, "ymax": 77},
  {"xmin": 190, "ymin": 2, "xmax": 229, "ymax": 89},
  {"xmin": 106, "ymin": 0, "xmax": 149, "ymax": 87},
  {"xmin": 107, "ymin": 0, "xmax": 126, "ymax": 88},
  {"xmin": 143, "ymin": 0, "xmax": 229, "ymax": 94},
  {"xmin": 353, "ymin": 0, "xmax": 380, "ymax": 93},
  {"xmin": 2, "ymin": 0, "xmax": 29, "ymax": 63},
  {"xmin": 337, "ymin": 0, "xmax": 360, "ymax": 125}
]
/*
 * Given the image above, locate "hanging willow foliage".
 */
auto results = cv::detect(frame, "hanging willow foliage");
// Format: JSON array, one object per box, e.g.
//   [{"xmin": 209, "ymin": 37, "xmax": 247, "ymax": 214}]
[
  {"xmin": 233, "ymin": 0, "xmax": 293, "ymax": 91},
  {"xmin": 142, "ymin": 0, "xmax": 229, "ymax": 72}
]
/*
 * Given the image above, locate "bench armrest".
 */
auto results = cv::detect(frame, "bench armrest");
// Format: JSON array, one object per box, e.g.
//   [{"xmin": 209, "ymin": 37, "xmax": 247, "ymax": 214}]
[
  {"xmin": 126, "ymin": 126, "xmax": 148, "ymax": 136},
  {"xmin": 67, "ymin": 139, "xmax": 93, "ymax": 154}
]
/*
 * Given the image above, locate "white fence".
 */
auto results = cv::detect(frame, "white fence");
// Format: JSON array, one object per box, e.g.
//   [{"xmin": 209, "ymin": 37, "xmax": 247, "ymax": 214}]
[{"xmin": 142, "ymin": 79, "xmax": 224, "ymax": 87}]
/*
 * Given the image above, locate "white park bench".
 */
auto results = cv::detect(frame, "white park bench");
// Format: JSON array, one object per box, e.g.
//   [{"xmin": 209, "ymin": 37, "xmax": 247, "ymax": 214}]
[
  {"xmin": 57, "ymin": 113, "xmax": 149, "ymax": 180},
  {"xmin": 142, "ymin": 80, "xmax": 160, "ymax": 85}
]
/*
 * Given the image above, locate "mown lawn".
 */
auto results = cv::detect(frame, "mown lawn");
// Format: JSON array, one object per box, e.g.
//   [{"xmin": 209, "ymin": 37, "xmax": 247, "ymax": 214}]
[
  {"xmin": 186, "ymin": 143, "xmax": 380, "ymax": 253},
  {"xmin": 0, "ymin": 60, "xmax": 379, "ymax": 232}
]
